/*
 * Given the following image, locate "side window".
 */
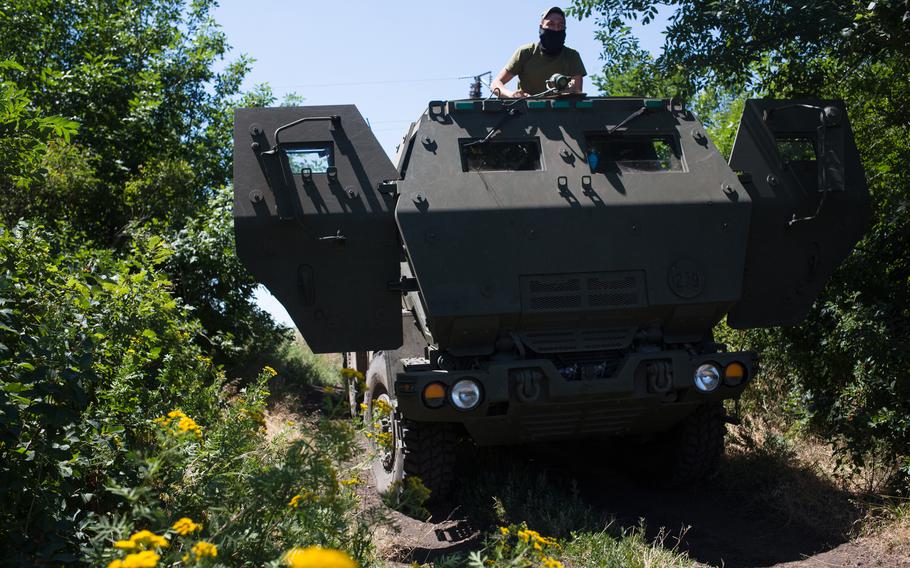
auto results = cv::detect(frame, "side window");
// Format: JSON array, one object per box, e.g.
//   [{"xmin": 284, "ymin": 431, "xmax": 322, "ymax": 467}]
[
  {"xmin": 775, "ymin": 135, "xmax": 818, "ymax": 190},
  {"xmin": 775, "ymin": 136, "xmax": 816, "ymax": 164},
  {"xmin": 459, "ymin": 139, "xmax": 542, "ymax": 172},
  {"xmin": 284, "ymin": 143, "xmax": 334, "ymax": 174},
  {"xmin": 585, "ymin": 134, "xmax": 684, "ymax": 173}
]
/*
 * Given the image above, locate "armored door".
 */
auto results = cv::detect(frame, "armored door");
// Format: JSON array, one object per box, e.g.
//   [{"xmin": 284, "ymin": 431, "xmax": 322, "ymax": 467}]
[
  {"xmin": 233, "ymin": 106, "xmax": 402, "ymax": 352},
  {"xmin": 727, "ymin": 99, "xmax": 870, "ymax": 328}
]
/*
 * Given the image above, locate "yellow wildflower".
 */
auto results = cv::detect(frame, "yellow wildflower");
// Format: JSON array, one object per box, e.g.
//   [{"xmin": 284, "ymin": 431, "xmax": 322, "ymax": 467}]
[
  {"xmin": 499, "ymin": 526, "xmax": 510, "ymax": 536},
  {"xmin": 171, "ymin": 517, "xmax": 202, "ymax": 536},
  {"xmin": 340, "ymin": 477, "xmax": 359, "ymax": 487},
  {"xmin": 121, "ymin": 530, "xmax": 168, "ymax": 549},
  {"xmin": 107, "ymin": 560, "xmax": 123, "ymax": 568},
  {"xmin": 358, "ymin": 403, "xmax": 367, "ymax": 412},
  {"xmin": 191, "ymin": 541, "xmax": 218, "ymax": 559},
  {"xmin": 373, "ymin": 398, "xmax": 392, "ymax": 414},
  {"xmin": 263, "ymin": 365, "xmax": 278, "ymax": 377},
  {"xmin": 113, "ymin": 539, "xmax": 137, "ymax": 550},
  {"xmin": 341, "ymin": 368, "xmax": 364, "ymax": 380},
  {"xmin": 289, "ymin": 491, "xmax": 315, "ymax": 507},
  {"xmin": 540, "ymin": 557, "xmax": 563, "ymax": 568},
  {"xmin": 119, "ymin": 550, "xmax": 160, "ymax": 568},
  {"xmin": 283, "ymin": 546, "xmax": 358, "ymax": 568},
  {"xmin": 177, "ymin": 416, "xmax": 203, "ymax": 437}
]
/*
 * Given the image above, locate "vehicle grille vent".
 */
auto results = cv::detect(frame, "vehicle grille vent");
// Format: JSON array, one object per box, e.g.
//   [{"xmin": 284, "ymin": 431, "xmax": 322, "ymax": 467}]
[
  {"xmin": 519, "ymin": 328, "xmax": 634, "ymax": 353},
  {"xmin": 520, "ymin": 271, "xmax": 646, "ymax": 313}
]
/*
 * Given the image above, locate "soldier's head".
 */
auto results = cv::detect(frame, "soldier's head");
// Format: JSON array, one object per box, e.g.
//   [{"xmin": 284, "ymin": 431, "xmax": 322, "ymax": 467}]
[
  {"xmin": 539, "ymin": 7, "xmax": 567, "ymax": 54},
  {"xmin": 540, "ymin": 7, "xmax": 566, "ymax": 31}
]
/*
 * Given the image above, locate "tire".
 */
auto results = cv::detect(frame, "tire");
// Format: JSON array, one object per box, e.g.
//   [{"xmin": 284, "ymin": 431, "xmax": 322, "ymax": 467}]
[
  {"xmin": 364, "ymin": 353, "xmax": 456, "ymax": 502},
  {"xmin": 666, "ymin": 402, "xmax": 726, "ymax": 485}
]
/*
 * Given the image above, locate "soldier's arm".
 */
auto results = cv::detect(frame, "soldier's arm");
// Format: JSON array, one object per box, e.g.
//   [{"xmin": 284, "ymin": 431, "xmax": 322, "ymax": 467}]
[
  {"xmin": 567, "ymin": 75, "xmax": 584, "ymax": 93},
  {"xmin": 491, "ymin": 68, "xmax": 528, "ymax": 98}
]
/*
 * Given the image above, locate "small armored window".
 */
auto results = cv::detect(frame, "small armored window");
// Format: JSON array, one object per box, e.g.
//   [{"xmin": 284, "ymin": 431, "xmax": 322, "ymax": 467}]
[
  {"xmin": 459, "ymin": 139, "xmax": 542, "ymax": 172},
  {"xmin": 776, "ymin": 137, "xmax": 816, "ymax": 164},
  {"xmin": 585, "ymin": 135, "xmax": 684, "ymax": 173},
  {"xmin": 284, "ymin": 144, "xmax": 334, "ymax": 174}
]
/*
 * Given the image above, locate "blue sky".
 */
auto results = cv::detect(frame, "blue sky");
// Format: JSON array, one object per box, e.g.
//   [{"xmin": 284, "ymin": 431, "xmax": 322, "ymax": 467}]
[{"xmin": 213, "ymin": 1, "xmax": 669, "ymax": 326}]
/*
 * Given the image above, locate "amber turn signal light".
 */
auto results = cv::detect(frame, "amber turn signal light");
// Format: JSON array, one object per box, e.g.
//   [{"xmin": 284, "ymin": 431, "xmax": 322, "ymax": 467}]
[
  {"xmin": 422, "ymin": 382, "xmax": 447, "ymax": 408},
  {"xmin": 724, "ymin": 362, "xmax": 746, "ymax": 386}
]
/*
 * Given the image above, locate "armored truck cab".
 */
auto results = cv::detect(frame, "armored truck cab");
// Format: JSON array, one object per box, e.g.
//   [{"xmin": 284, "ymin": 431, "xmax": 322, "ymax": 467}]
[{"xmin": 233, "ymin": 96, "xmax": 869, "ymax": 496}]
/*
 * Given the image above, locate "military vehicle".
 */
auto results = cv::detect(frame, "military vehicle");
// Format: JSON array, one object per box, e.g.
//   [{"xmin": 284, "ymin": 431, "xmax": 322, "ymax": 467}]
[{"xmin": 233, "ymin": 80, "xmax": 870, "ymax": 498}]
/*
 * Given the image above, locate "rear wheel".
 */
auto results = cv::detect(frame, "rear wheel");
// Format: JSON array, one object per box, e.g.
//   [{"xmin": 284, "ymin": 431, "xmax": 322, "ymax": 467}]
[{"xmin": 364, "ymin": 354, "xmax": 456, "ymax": 502}]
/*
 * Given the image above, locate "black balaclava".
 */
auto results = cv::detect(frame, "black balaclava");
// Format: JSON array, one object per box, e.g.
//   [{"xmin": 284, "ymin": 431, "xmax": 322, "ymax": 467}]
[{"xmin": 539, "ymin": 26, "xmax": 566, "ymax": 55}]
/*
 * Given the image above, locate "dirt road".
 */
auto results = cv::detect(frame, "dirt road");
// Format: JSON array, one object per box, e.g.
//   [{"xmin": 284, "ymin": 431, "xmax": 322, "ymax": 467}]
[{"xmin": 372, "ymin": 441, "xmax": 909, "ymax": 567}]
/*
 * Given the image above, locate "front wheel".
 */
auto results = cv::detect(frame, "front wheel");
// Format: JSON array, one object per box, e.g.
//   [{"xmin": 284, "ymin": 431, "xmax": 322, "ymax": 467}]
[
  {"xmin": 364, "ymin": 354, "xmax": 456, "ymax": 502},
  {"xmin": 665, "ymin": 402, "xmax": 726, "ymax": 485}
]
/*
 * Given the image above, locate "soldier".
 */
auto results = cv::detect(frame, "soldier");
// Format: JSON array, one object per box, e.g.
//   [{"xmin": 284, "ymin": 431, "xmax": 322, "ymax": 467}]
[{"xmin": 490, "ymin": 6, "xmax": 587, "ymax": 98}]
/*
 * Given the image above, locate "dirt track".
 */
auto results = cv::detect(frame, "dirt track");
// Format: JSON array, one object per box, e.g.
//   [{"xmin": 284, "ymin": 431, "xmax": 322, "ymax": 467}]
[
  {"xmin": 370, "ymin": 441, "xmax": 910, "ymax": 567},
  {"xmin": 269, "ymin": 384, "xmax": 908, "ymax": 567}
]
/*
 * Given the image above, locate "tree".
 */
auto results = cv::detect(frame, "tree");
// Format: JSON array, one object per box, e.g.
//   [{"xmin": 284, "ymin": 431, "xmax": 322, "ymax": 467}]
[{"xmin": 0, "ymin": 0, "xmax": 282, "ymax": 364}]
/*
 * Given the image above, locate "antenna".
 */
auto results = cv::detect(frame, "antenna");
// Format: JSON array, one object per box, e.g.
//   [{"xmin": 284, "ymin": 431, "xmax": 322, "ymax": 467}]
[{"xmin": 459, "ymin": 71, "xmax": 492, "ymax": 99}]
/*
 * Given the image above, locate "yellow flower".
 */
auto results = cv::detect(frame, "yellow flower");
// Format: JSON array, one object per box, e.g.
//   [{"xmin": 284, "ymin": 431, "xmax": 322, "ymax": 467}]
[
  {"xmin": 177, "ymin": 416, "xmax": 202, "ymax": 437},
  {"xmin": 171, "ymin": 517, "xmax": 202, "ymax": 536},
  {"xmin": 373, "ymin": 398, "xmax": 392, "ymax": 414},
  {"xmin": 340, "ymin": 477, "xmax": 359, "ymax": 487},
  {"xmin": 358, "ymin": 403, "xmax": 367, "ymax": 412},
  {"xmin": 499, "ymin": 526, "xmax": 510, "ymax": 536},
  {"xmin": 341, "ymin": 368, "xmax": 364, "ymax": 380},
  {"xmin": 284, "ymin": 547, "xmax": 358, "ymax": 568},
  {"xmin": 263, "ymin": 365, "xmax": 278, "ymax": 377},
  {"xmin": 113, "ymin": 539, "xmax": 137, "ymax": 550},
  {"xmin": 107, "ymin": 561, "xmax": 123, "ymax": 568},
  {"xmin": 122, "ymin": 530, "xmax": 169, "ymax": 549},
  {"xmin": 191, "ymin": 541, "xmax": 217, "ymax": 559},
  {"xmin": 289, "ymin": 491, "xmax": 315, "ymax": 507},
  {"xmin": 120, "ymin": 550, "xmax": 160, "ymax": 568},
  {"xmin": 540, "ymin": 557, "xmax": 563, "ymax": 568}
]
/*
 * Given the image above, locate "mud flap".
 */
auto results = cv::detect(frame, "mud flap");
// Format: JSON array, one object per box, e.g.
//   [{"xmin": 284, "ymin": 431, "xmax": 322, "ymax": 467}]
[
  {"xmin": 233, "ymin": 106, "xmax": 402, "ymax": 352},
  {"xmin": 726, "ymin": 99, "xmax": 870, "ymax": 328}
]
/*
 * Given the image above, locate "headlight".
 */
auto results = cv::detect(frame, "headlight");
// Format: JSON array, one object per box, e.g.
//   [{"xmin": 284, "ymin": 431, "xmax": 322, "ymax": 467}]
[
  {"xmin": 694, "ymin": 363, "xmax": 721, "ymax": 392},
  {"xmin": 450, "ymin": 379, "xmax": 482, "ymax": 410}
]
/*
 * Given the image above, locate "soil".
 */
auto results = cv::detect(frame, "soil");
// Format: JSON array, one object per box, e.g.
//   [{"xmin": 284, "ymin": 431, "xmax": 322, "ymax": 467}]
[{"xmin": 365, "ymin": 441, "xmax": 910, "ymax": 568}]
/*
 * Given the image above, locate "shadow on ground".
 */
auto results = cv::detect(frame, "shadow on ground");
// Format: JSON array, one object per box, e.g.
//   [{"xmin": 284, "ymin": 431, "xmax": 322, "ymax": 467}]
[{"xmin": 412, "ymin": 438, "xmax": 861, "ymax": 568}]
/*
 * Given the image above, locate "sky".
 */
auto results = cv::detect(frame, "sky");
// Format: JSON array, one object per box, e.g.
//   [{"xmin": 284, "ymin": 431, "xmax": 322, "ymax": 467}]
[{"xmin": 212, "ymin": 1, "xmax": 669, "ymax": 326}]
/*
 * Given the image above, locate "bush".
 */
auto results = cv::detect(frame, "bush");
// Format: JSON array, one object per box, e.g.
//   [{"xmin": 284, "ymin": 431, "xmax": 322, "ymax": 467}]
[{"xmin": 0, "ymin": 224, "xmax": 377, "ymax": 565}]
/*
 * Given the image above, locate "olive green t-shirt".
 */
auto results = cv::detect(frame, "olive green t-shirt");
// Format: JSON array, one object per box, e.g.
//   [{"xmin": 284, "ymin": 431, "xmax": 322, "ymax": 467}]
[{"xmin": 505, "ymin": 42, "xmax": 587, "ymax": 96}]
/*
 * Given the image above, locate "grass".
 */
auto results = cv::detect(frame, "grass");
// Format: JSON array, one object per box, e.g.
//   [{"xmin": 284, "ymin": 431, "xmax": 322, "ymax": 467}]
[{"xmin": 431, "ymin": 448, "xmax": 700, "ymax": 568}]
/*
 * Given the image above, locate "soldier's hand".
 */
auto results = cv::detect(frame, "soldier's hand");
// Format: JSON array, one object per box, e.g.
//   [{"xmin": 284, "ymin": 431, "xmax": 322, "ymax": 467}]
[{"xmin": 512, "ymin": 90, "xmax": 530, "ymax": 99}]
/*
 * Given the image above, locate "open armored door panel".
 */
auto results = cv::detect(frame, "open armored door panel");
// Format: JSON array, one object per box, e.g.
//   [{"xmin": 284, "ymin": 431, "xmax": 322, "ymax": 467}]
[
  {"xmin": 727, "ymin": 99, "xmax": 870, "ymax": 328},
  {"xmin": 233, "ymin": 106, "xmax": 402, "ymax": 352}
]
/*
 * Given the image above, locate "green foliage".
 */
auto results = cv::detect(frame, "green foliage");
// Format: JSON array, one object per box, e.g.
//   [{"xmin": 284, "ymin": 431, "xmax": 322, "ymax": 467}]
[
  {"xmin": 0, "ymin": 0, "xmax": 282, "ymax": 369},
  {"xmin": 0, "ymin": 225, "xmax": 377, "ymax": 564},
  {"xmin": 561, "ymin": 525, "xmax": 696, "ymax": 568},
  {"xmin": 573, "ymin": 0, "xmax": 910, "ymax": 488},
  {"xmin": 0, "ymin": 224, "xmax": 219, "ymax": 561},
  {"xmin": 0, "ymin": 61, "xmax": 79, "ymax": 224},
  {"xmin": 381, "ymin": 477, "xmax": 431, "ymax": 519},
  {"xmin": 83, "ymin": 373, "xmax": 378, "ymax": 567}
]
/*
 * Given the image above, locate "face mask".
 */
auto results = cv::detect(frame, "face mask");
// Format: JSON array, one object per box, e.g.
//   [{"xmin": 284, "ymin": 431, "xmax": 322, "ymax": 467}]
[{"xmin": 539, "ymin": 26, "xmax": 566, "ymax": 55}]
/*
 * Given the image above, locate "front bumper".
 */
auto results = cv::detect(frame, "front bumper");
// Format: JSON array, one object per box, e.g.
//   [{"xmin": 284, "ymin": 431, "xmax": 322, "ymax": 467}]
[{"xmin": 394, "ymin": 350, "xmax": 757, "ymax": 445}]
